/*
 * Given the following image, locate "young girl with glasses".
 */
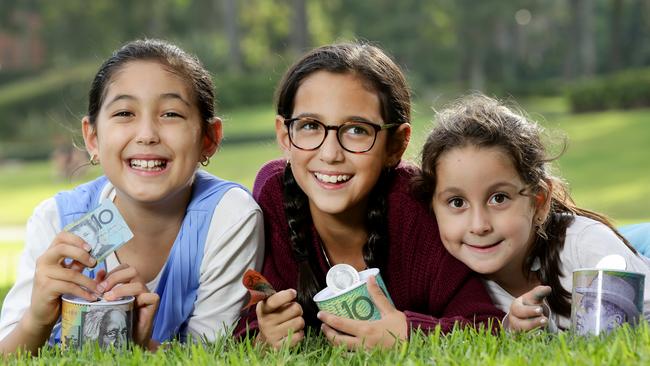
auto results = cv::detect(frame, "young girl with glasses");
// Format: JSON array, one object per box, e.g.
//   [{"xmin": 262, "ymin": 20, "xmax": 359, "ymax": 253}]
[
  {"xmin": 235, "ymin": 42, "xmax": 502, "ymax": 350},
  {"xmin": 414, "ymin": 94, "xmax": 650, "ymax": 332}
]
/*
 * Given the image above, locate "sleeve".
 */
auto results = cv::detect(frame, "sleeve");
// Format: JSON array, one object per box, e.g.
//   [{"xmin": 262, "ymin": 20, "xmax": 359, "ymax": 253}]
[
  {"xmin": 568, "ymin": 220, "xmax": 650, "ymax": 321},
  {"xmin": 184, "ymin": 188, "xmax": 264, "ymax": 341},
  {"xmin": 404, "ymin": 256, "xmax": 505, "ymax": 334},
  {"xmin": 0, "ymin": 198, "xmax": 60, "ymax": 341},
  {"xmin": 234, "ymin": 162, "xmax": 294, "ymax": 339}
]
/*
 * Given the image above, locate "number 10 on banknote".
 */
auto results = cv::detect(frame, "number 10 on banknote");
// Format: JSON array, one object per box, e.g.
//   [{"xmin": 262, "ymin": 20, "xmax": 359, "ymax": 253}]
[{"xmin": 64, "ymin": 199, "xmax": 134, "ymax": 263}]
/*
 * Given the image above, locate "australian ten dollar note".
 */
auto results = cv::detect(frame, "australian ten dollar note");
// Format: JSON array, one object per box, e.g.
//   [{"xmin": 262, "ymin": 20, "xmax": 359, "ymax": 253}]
[{"xmin": 64, "ymin": 199, "xmax": 133, "ymax": 263}]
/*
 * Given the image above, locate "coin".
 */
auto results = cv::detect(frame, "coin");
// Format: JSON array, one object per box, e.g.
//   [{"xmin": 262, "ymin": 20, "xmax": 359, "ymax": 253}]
[{"xmin": 326, "ymin": 264, "xmax": 360, "ymax": 292}]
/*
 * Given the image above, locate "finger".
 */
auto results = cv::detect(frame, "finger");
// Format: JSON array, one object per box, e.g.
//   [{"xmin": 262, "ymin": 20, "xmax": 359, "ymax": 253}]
[
  {"xmin": 40, "ymin": 244, "xmax": 97, "ymax": 269},
  {"xmin": 48, "ymin": 280, "xmax": 99, "ymax": 302},
  {"xmin": 521, "ymin": 285, "xmax": 552, "ymax": 306},
  {"xmin": 283, "ymin": 330, "xmax": 305, "ymax": 347},
  {"xmin": 104, "ymin": 282, "xmax": 148, "ymax": 301},
  {"xmin": 317, "ymin": 311, "xmax": 364, "ymax": 336},
  {"xmin": 136, "ymin": 292, "xmax": 160, "ymax": 309},
  {"xmin": 511, "ymin": 300, "xmax": 546, "ymax": 320},
  {"xmin": 98, "ymin": 266, "xmax": 139, "ymax": 293},
  {"xmin": 258, "ymin": 302, "xmax": 303, "ymax": 327},
  {"xmin": 52, "ymin": 231, "xmax": 91, "ymax": 251},
  {"xmin": 94, "ymin": 268, "xmax": 107, "ymax": 284},
  {"xmin": 321, "ymin": 323, "xmax": 360, "ymax": 350},
  {"xmin": 366, "ymin": 276, "xmax": 393, "ymax": 316},
  {"xmin": 509, "ymin": 315, "xmax": 548, "ymax": 331},
  {"xmin": 47, "ymin": 267, "xmax": 99, "ymax": 293},
  {"xmin": 259, "ymin": 289, "xmax": 297, "ymax": 314}
]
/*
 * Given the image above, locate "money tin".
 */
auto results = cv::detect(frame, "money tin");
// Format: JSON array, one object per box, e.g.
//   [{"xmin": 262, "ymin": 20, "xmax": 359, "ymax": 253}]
[
  {"xmin": 313, "ymin": 268, "xmax": 393, "ymax": 321},
  {"xmin": 61, "ymin": 295, "xmax": 134, "ymax": 349},
  {"xmin": 571, "ymin": 269, "xmax": 644, "ymax": 335}
]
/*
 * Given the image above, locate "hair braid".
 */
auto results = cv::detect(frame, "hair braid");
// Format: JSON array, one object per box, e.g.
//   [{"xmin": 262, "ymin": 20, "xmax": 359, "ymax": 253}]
[
  {"xmin": 363, "ymin": 168, "xmax": 393, "ymax": 273},
  {"xmin": 282, "ymin": 164, "xmax": 324, "ymax": 324}
]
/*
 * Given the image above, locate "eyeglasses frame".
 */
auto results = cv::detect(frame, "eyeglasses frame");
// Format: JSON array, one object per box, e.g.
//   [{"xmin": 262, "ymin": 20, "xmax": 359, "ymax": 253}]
[{"xmin": 283, "ymin": 117, "xmax": 400, "ymax": 153}]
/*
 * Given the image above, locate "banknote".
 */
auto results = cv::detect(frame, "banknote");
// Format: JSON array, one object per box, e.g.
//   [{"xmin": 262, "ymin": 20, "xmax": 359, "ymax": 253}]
[
  {"xmin": 64, "ymin": 199, "xmax": 133, "ymax": 263},
  {"xmin": 242, "ymin": 269, "xmax": 276, "ymax": 309}
]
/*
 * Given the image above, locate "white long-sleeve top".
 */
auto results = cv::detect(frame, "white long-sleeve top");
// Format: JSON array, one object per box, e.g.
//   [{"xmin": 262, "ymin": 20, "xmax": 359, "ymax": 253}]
[
  {"xmin": 0, "ymin": 180, "xmax": 264, "ymax": 342},
  {"xmin": 484, "ymin": 215, "xmax": 650, "ymax": 331}
]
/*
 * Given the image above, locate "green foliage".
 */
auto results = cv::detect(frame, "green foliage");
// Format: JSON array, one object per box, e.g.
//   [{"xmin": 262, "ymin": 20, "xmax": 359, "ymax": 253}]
[
  {"xmin": 568, "ymin": 68, "xmax": 650, "ymax": 112},
  {"xmin": 1, "ymin": 324, "xmax": 650, "ymax": 364}
]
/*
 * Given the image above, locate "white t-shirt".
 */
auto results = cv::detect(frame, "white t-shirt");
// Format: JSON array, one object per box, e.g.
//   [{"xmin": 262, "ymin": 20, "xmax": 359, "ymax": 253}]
[
  {"xmin": 0, "ymin": 180, "xmax": 264, "ymax": 342},
  {"xmin": 483, "ymin": 215, "xmax": 650, "ymax": 331}
]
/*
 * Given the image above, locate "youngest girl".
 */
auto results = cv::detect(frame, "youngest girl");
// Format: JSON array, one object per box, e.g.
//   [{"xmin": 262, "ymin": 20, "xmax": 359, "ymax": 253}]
[{"xmin": 415, "ymin": 94, "xmax": 650, "ymax": 331}]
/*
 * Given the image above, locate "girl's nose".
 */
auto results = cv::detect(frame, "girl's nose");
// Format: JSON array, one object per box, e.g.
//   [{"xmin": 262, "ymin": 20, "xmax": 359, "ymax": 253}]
[
  {"xmin": 318, "ymin": 130, "xmax": 344, "ymax": 163},
  {"xmin": 135, "ymin": 115, "xmax": 160, "ymax": 145},
  {"xmin": 469, "ymin": 208, "xmax": 492, "ymax": 235}
]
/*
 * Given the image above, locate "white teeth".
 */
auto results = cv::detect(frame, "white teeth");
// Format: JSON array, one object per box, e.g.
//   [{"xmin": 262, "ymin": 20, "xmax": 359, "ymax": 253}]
[
  {"xmin": 129, "ymin": 159, "xmax": 166, "ymax": 171},
  {"xmin": 314, "ymin": 172, "xmax": 351, "ymax": 184}
]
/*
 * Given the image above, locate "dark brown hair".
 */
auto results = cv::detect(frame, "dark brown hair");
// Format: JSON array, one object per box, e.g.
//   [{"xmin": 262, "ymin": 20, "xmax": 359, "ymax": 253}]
[
  {"xmin": 87, "ymin": 38, "xmax": 217, "ymax": 143},
  {"xmin": 276, "ymin": 42, "xmax": 411, "ymax": 324},
  {"xmin": 413, "ymin": 94, "xmax": 633, "ymax": 318}
]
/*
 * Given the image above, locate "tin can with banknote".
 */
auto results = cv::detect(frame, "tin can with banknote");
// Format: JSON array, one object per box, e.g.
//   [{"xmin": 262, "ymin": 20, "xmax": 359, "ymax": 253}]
[
  {"xmin": 313, "ymin": 267, "xmax": 393, "ymax": 321},
  {"xmin": 61, "ymin": 294, "xmax": 134, "ymax": 349}
]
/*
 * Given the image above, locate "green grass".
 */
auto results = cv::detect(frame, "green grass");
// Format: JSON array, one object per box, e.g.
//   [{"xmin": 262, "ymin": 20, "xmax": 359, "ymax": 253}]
[{"xmin": 2, "ymin": 324, "xmax": 650, "ymax": 365}]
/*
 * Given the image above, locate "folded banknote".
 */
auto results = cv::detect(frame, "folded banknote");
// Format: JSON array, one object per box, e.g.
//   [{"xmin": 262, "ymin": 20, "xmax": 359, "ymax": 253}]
[
  {"xmin": 64, "ymin": 199, "xmax": 133, "ymax": 264},
  {"xmin": 242, "ymin": 269, "xmax": 276, "ymax": 309}
]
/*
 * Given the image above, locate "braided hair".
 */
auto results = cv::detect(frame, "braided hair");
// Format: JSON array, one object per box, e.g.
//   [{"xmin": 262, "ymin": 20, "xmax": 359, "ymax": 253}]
[{"xmin": 276, "ymin": 42, "xmax": 411, "ymax": 323}]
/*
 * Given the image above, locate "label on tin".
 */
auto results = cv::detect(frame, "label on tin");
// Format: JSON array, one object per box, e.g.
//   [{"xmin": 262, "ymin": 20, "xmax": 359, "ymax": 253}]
[{"xmin": 61, "ymin": 295, "xmax": 134, "ymax": 349}]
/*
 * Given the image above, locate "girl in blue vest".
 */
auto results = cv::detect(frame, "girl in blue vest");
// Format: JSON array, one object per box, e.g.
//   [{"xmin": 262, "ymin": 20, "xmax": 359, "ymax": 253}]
[{"xmin": 0, "ymin": 39, "xmax": 264, "ymax": 354}]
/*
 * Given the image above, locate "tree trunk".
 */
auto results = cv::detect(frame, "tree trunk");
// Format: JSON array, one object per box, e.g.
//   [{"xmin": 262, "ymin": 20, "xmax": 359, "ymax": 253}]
[
  {"xmin": 290, "ymin": 0, "xmax": 310, "ymax": 55},
  {"xmin": 221, "ymin": 0, "xmax": 243, "ymax": 72},
  {"xmin": 608, "ymin": 0, "xmax": 623, "ymax": 71}
]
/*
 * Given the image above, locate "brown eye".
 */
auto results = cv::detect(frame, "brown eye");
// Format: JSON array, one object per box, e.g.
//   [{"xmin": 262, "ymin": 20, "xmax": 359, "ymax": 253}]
[
  {"xmin": 448, "ymin": 198, "xmax": 466, "ymax": 209},
  {"xmin": 488, "ymin": 193, "xmax": 509, "ymax": 205}
]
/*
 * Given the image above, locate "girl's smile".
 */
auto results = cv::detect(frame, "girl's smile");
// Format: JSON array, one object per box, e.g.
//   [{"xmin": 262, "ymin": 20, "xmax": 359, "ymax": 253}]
[
  {"xmin": 83, "ymin": 60, "xmax": 209, "ymax": 207},
  {"xmin": 277, "ymin": 71, "xmax": 392, "ymax": 218},
  {"xmin": 432, "ymin": 146, "xmax": 541, "ymax": 281}
]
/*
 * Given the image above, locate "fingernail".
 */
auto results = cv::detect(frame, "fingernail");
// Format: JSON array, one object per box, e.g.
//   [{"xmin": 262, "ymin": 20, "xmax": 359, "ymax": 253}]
[
  {"xmin": 97, "ymin": 282, "xmax": 107, "ymax": 293},
  {"xmin": 535, "ymin": 307, "xmax": 543, "ymax": 314},
  {"xmin": 540, "ymin": 317, "xmax": 547, "ymax": 324},
  {"xmin": 83, "ymin": 243, "xmax": 92, "ymax": 252},
  {"xmin": 104, "ymin": 290, "xmax": 113, "ymax": 299},
  {"xmin": 316, "ymin": 311, "xmax": 323, "ymax": 320},
  {"xmin": 89, "ymin": 257, "xmax": 96, "ymax": 265}
]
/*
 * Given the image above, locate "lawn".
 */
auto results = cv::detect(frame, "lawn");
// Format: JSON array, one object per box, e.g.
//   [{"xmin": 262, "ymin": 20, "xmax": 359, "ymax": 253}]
[
  {"xmin": 2, "ymin": 325, "xmax": 650, "ymax": 365},
  {"xmin": 0, "ymin": 98, "xmax": 649, "ymax": 363}
]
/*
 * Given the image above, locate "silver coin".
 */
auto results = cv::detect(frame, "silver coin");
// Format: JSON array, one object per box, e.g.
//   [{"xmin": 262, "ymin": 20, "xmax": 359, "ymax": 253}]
[{"xmin": 326, "ymin": 264, "xmax": 360, "ymax": 291}]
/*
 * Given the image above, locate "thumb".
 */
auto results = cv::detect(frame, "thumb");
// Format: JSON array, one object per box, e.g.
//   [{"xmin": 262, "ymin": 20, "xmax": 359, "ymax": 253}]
[
  {"xmin": 521, "ymin": 285, "xmax": 552, "ymax": 306},
  {"xmin": 367, "ymin": 275, "xmax": 394, "ymax": 316}
]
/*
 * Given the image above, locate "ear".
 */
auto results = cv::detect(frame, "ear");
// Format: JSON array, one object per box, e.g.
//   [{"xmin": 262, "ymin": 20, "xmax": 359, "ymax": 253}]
[
  {"xmin": 534, "ymin": 178, "xmax": 553, "ymax": 224},
  {"xmin": 82, "ymin": 116, "xmax": 99, "ymax": 158},
  {"xmin": 275, "ymin": 115, "xmax": 291, "ymax": 158},
  {"xmin": 385, "ymin": 123, "xmax": 411, "ymax": 167},
  {"xmin": 202, "ymin": 117, "xmax": 223, "ymax": 157}
]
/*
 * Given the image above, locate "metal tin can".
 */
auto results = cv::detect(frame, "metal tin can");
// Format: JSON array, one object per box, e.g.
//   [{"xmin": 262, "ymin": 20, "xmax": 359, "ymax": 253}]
[{"xmin": 61, "ymin": 294, "xmax": 134, "ymax": 349}]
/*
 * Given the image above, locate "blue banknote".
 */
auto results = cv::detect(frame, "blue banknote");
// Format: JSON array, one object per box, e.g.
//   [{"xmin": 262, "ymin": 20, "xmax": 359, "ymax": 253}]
[{"xmin": 64, "ymin": 199, "xmax": 133, "ymax": 263}]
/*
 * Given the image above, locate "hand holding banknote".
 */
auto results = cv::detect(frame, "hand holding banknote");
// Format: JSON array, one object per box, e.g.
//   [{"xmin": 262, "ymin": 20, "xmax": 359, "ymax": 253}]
[{"xmin": 243, "ymin": 269, "xmax": 305, "ymax": 348}]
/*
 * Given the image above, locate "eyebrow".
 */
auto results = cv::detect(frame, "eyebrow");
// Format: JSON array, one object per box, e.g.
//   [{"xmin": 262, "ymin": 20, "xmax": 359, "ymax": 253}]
[
  {"xmin": 104, "ymin": 92, "xmax": 190, "ymax": 109},
  {"xmin": 436, "ymin": 181, "xmax": 522, "ymax": 198},
  {"xmin": 293, "ymin": 112, "xmax": 378, "ymax": 125}
]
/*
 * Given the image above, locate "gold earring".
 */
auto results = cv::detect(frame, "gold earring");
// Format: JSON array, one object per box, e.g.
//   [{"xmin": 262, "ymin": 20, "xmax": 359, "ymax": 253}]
[
  {"xmin": 200, "ymin": 155, "xmax": 210, "ymax": 167},
  {"xmin": 89, "ymin": 154, "xmax": 99, "ymax": 166},
  {"xmin": 535, "ymin": 217, "xmax": 548, "ymax": 240}
]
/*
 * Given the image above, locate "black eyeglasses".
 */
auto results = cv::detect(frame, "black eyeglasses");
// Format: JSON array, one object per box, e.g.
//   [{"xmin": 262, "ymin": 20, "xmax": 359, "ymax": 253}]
[{"xmin": 284, "ymin": 117, "xmax": 399, "ymax": 153}]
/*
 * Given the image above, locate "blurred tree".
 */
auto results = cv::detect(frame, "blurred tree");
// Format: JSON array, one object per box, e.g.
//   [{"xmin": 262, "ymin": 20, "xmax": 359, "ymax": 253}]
[{"xmin": 221, "ymin": 0, "xmax": 244, "ymax": 72}]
